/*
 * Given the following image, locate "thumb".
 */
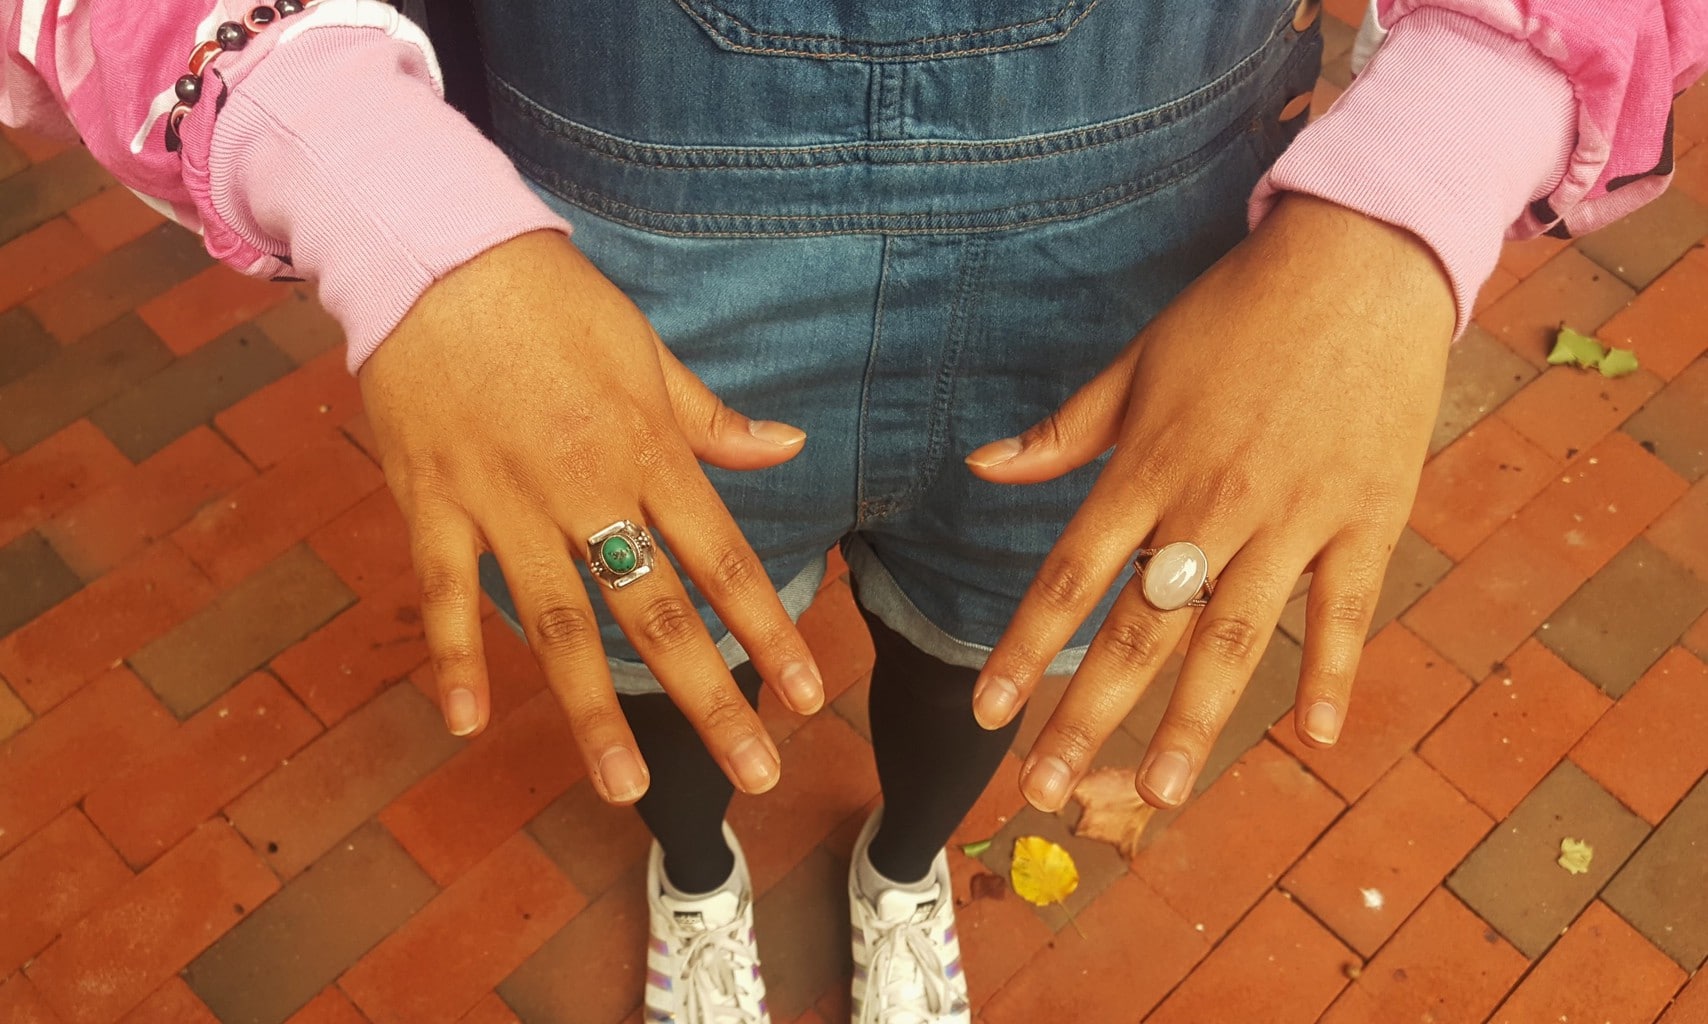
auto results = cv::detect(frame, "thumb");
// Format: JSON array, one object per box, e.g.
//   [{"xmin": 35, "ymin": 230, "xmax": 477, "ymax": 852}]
[
  {"xmin": 965, "ymin": 346, "xmax": 1137, "ymax": 484},
  {"xmin": 656, "ymin": 341, "xmax": 807, "ymax": 471}
]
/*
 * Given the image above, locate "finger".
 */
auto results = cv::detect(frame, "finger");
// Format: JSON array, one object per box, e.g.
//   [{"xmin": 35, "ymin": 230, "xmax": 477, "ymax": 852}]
[
  {"xmin": 573, "ymin": 515, "xmax": 784, "ymax": 795},
  {"xmin": 972, "ymin": 457, "xmax": 1158, "ymax": 730},
  {"xmin": 646, "ymin": 465, "xmax": 825, "ymax": 715},
  {"xmin": 1018, "ymin": 581, "xmax": 1192, "ymax": 810},
  {"xmin": 1293, "ymin": 532, "xmax": 1389, "ymax": 748},
  {"xmin": 655, "ymin": 342, "xmax": 808, "ymax": 471},
  {"xmin": 1138, "ymin": 536, "xmax": 1303, "ymax": 808},
  {"xmin": 487, "ymin": 526, "xmax": 653, "ymax": 804},
  {"xmin": 964, "ymin": 341, "xmax": 1141, "ymax": 483},
  {"xmin": 407, "ymin": 503, "xmax": 491, "ymax": 738}
]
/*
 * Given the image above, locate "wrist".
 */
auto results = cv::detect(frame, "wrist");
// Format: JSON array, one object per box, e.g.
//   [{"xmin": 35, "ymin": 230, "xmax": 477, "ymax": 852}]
[
  {"xmin": 1252, "ymin": 194, "xmax": 1456, "ymax": 339},
  {"xmin": 1246, "ymin": 7, "xmax": 1575, "ymax": 338}
]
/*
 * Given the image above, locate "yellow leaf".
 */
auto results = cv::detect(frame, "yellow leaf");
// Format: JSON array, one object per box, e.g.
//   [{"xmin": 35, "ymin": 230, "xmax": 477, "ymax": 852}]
[
  {"xmin": 1010, "ymin": 835, "xmax": 1079, "ymax": 907},
  {"xmin": 1070, "ymin": 766, "xmax": 1157, "ymax": 861},
  {"xmin": 1558, "ymin": 837, "xmax": 1594, "ymax": 875}
]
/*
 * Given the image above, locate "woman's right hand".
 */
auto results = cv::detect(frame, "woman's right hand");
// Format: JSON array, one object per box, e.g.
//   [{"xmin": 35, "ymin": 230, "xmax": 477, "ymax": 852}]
[{"xmin": 359, "ymin": 230, "xmax": 824, "ymax": 804}]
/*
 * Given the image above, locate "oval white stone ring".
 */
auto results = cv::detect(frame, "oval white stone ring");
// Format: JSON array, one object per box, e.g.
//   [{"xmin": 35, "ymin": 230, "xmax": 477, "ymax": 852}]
[{"xmin": 1133, "ymin": 541, "xmax": 1215, "ymax": 612}]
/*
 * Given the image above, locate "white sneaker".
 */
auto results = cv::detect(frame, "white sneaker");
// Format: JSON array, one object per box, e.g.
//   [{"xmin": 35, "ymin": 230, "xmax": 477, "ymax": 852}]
[
  {"xmin": 644, "ymin": 823, "xmax": 770, "ymax": 1024},
  {"xmin": 849, "ymin": 811, "xmax": 972, "ymax": 1024}
]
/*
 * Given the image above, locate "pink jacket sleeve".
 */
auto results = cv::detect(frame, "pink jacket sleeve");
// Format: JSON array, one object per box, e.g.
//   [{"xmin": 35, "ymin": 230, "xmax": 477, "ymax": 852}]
[
  {"xmin": 1, "ymin": 0, "xmax": 569, "ymax": 371},
  {"xmin": 1254, "ymin": 0, "xmax": 1708, "ymax": 334}
]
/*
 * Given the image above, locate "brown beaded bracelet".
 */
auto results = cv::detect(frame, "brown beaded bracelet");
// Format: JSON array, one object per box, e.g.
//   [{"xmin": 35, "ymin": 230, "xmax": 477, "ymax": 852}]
[{"xmin": 164, "ymin": 0, "xmax": 319, "ymax": 151}]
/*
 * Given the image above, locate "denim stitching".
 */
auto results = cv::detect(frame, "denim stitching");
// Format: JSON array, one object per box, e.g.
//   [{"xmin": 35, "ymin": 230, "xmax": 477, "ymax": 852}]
[
  {"xmin": 674, "ymin": 0, "xmax": 1097, "ymax": 61},
  {"xmin": 679, "ymin": 0, "xmax": 1086, "ymax": 47},
  {"xmin": 874, "ymin": 64, "xmax": 906, "ymax": 141},
  {"xmin": 907, "ymin": 235, "xmax": 988, "ymax": 509},
  {"xmin": 855, "ymin": 236, "xmax": 894, "ymax": 528},
  {"xmin": 487, "ymin": 19, "xmax": 1276, "ymax": 171},
  {"xmin": 509, "ymin": 105, "xmax": 1260, "ymax": 238}
]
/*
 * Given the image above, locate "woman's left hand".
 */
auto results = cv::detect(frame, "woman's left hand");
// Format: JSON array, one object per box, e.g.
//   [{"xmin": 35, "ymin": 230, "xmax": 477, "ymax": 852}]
[{"xmin": 967, "ymin": 194, "xmax": 1456, "ymax": 812}]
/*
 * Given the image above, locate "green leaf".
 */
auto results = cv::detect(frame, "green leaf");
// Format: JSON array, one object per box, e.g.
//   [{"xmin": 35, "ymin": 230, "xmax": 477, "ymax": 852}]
[
  {"xmin": 1547, "ymin": 327, "xmax": 1607, "ymax": 368},
  {"xmin": 960, "ymin": 839, "xmax": 993, "ymax": 859},
  {"xmin": 1598, "ymin": 347, "xmax": 1640, "ymax": 378}
]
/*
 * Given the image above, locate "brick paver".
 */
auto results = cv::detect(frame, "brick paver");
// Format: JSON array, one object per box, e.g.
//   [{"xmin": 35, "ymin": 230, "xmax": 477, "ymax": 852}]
[{"xmin": 3, "ymin": 42, "xmax": 1707, "ymax": 1024}]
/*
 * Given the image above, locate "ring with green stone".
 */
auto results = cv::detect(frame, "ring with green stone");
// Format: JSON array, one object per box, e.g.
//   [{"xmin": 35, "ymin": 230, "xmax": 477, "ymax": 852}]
[{"xmin": 587, "ymin": 520, "xmax": 656, "ymax": 591}]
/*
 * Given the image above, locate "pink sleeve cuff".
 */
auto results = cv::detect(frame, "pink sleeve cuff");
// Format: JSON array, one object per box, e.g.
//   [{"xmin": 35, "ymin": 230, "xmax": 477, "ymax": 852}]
[
  {"xmin": 1249, "ymin": 6, "xmax": 1576, "ymax": 335},
  {"xmin": 203, "ymin": 26, "xmax": 569, "ymax": 372}
]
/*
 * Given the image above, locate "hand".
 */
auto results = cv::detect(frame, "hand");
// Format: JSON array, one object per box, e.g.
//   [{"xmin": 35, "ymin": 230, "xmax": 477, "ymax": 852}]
[
  {"xmin": 360, "ymin": 231, "xmax": 825, "ymax": 804},
  {"xmin": 966, "ymin": 195, "xmax": 1455, "ymax": 811}
]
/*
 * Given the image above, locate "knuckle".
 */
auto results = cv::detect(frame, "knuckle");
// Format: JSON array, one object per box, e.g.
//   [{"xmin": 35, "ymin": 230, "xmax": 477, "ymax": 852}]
[
  {"xmin": 696, "ymin": 693, "xmax": 755, "ymax": 737},
  {"xmin": 704, "ymin": 545, "xmax": 763, "ymax": 597},
  {"xmin": 396, "ymin": 453, "xmax": 456, "ymax": 510},
  {"xmin": 555, "ymin": 440, "xmax": 603, "ymax": 492},
  {"xmin": 561, "ymin": 694, "xmax": 623, "ymax": 736},
  {"xmin": 1047, "ymin": 718, "xmax": 1101, "ymax": 767},
  {"xmin": 637, "ymin": 597, "xmax": 699, "ymax": 649},
  {"xmin": 1315, "ymin": 591, "xmax": 1371, "ymax": 632},
  {"xmin": 997, "ymin": 639, "xmax": 1050, "ymax": 679},
  {"xmin": 431, "ymin": 643, "xmax": 481, "ymax": 679},
  {"xmin": 1035, "ymin": 557, "xmax": 1096, "ymax": 613},
  {"xmin": 1102, "ymin": 615, "xmax": 1169, "ymax": 668},
  {"xmin": 704, "ymin": 400, "xmax": 737, "ymax": 442},
  {"xmin": 1022, "ymin": 413, "xmax": 1068, "ymax": 453},
  {"xmin": 1196, "ymin": 614, "xmax": 1264, "ymax": 663},
  {"xmin": 533, "ymin": 603, "xmax": 599, "ymax": 656},
  {"xmin": 1204, "ymin": 468, "xmax": 1254, "ymax": 511},
  {"xmin": 491, "ymin": 448, "xmax": 542, "ymax": 500},
  {"xmin": 417, "ymin": 567, "xmax": 469, "ymax": 609},
  {"xmin": 1167, "ymin": 708, "xmax": 1220, "ymax": 748},
  {"xmin": 625, "ymin": 417, "xmax": 671, "ymax": 472}
]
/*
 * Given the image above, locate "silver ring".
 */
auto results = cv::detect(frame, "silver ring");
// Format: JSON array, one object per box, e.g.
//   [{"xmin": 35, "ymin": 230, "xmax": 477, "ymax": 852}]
[
  {"xmin": 587, "ymin": 520, "xmax": 655, "ymax": 591},
  {"xmin": 1133, "ymin": 541, "xmax": 1215, "ymax": 611}
]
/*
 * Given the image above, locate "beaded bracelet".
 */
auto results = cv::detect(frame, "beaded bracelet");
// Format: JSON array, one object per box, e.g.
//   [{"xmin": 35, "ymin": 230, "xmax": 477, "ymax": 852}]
[{"xmin": 164, "ymin": 0, "xmax": 321, "ymax": 151}]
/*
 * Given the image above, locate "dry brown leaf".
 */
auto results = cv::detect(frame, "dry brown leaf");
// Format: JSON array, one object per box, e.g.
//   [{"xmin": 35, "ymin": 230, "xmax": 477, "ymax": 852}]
[
  {"xmin": 1070, "ymin": 766, "xmax": 1157, "ymax": 861},
  {"xmin": 968, "ymin": 871, "xmax": 1008, "ymax": 903}
]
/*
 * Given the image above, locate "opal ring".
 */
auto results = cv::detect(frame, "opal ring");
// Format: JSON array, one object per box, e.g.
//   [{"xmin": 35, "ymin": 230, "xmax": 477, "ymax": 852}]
[
  {"xmin": 587, "ymin": 520, "xmax": 656, "ymax": 591},
  {"xmin": 1133, "ymin": 541, "xmax": 1215, "ymax": 611}
]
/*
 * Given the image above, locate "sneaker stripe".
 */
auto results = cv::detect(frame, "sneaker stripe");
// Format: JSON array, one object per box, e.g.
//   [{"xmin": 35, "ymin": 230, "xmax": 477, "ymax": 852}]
[
  {"xmin": 946, "ymin": 958, "xmax": 963, "ymax": 979},
  {"xmin": 650, "ymin": 937, "xmax": 669, "ymax": 956},
  {"xmin": 647, "ymin": 968, "xmax": 674, "ymax": 992}
]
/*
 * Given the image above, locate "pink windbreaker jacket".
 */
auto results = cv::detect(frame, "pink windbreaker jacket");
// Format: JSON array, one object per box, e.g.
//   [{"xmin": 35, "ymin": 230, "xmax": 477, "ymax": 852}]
[{"xmin": 4, "ymin": 0, "xmax": 1705, "ymax": 368}]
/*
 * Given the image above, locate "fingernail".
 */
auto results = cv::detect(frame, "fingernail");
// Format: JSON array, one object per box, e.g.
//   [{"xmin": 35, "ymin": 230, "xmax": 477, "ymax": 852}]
[
  {"xmin": 781, "ymin": 661, "xmax": 824, "ymax": 715},
  {"xmin": 445, "ymin": 688, "xmax": 479, "ymax": 736},
  {"xmin": 598, "ymin": 746, "xmax": 649, "ymax": 803},
  {"xmin": 974, "ymin": 676, "xmax": 1019, "ymax": 728},
  {"xmin": 1023, "ymin": 755, "xmax": 1073, "ymax": 810},
  {"xmin": 965, "ymin": 437, "xmax": 1024, "ymax": 469},
  {"xmin": 1304, "ymin": 700, "xmax": 1342, "ymax": 745},
  {"xmin": 728, "ymin": 734, "xmax": 780, "ymax": 793},
  {"xmin": 1141, "ymin": 751, "xmax": 1192, "ymax": 806},
  {"xmin": 748, "ymin": 419, "xmax": 807, "ymax": 447}
]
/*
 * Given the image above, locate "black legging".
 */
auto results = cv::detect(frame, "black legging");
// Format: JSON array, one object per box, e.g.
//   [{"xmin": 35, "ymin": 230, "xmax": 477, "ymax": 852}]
[{"xmin": 619, "ymin": 601, "xmax": 1022, "ymax": 893}]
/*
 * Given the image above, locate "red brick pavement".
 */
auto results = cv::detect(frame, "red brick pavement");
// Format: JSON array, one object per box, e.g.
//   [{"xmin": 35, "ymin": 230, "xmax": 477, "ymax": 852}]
[{"xmin": 2, "ymin": 32, "xmax": 1706, "ymax": 1023}]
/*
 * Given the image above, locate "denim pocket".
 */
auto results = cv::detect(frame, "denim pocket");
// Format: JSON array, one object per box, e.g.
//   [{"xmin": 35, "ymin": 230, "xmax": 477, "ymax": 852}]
[{"xmin": 674, "ymin": 0, "xmax": 1097, "ymax": 60}]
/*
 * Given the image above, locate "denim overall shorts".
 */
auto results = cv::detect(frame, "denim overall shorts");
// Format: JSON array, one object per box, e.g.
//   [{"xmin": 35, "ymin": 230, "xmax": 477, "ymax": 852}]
[{"xmin": 473, "ymin": 0, "xmax": 1323, "ymax": 692}]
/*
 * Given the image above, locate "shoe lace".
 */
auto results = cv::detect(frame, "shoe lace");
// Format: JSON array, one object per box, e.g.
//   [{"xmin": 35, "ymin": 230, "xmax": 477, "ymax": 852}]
[
  {"xmin": 857, "ymin": 910, "xmax": 954, "ymax": 1024},
  {"xmin": 676, "ymin": 914, "xmax": 763, "ymax": 1024}
]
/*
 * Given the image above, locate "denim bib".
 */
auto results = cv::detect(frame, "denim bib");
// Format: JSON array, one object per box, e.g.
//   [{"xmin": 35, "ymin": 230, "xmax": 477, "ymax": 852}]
[{"xmin": 476, "ymin": 0, "xmax": 1320, "ymax": 237}]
